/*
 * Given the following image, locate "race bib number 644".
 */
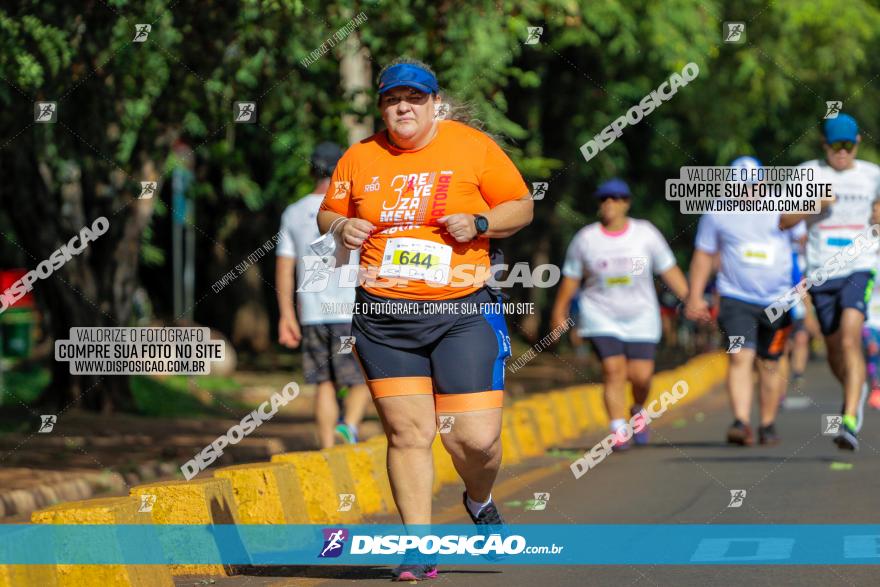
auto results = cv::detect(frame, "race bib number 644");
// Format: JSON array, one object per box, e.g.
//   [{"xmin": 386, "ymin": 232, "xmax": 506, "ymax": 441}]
[{"xmin": 379, "ymin": 238, "xmax": 453, "ymax": 284}]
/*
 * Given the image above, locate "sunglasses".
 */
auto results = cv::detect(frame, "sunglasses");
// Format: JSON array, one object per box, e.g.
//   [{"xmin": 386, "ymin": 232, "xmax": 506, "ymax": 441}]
[
  {"xmin": 828, "ymin": 140, "xmax": 856, "ymax": 152},
  {"xmin": 599, "ymin": 195, "xmax": 630, "ymax": 202}
]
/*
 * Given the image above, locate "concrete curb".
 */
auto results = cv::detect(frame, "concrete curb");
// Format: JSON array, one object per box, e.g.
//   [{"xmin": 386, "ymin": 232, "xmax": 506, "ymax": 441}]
[
  {"xmin": 129, "ymin": 478, "xmax": 240, "ymax": 577},
  {"xmin": 21, "ymin": 352, "xmax": 726, "ymax": 585},
  {"xmin": 29, "ymin": 496, "xmax": 174, "ymax": 586}
]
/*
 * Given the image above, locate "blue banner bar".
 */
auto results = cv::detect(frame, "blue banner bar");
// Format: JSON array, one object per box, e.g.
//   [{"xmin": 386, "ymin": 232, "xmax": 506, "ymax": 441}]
[{"xmin": 3, "ymin": 525, "xmax": 880, "ymax": 565}]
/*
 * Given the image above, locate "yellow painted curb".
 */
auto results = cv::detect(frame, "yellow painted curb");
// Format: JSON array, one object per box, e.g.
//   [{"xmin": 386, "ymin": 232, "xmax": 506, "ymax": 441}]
[
  {"xmin": 214, "ymin": 462, "xmax": 308, "ymax": 524},
  {"xmin": 547, "ymin": 391, "xmax": 579, "ymax": 440},
  {"xmin": 326, "ymin": 446, "xmax": 384, "ymax": 516},
  {"xmin": 130, "ymin": 478, "xmax": 240, "ymax": 577},
  {"xmin": 563, "ymin": 388, "xmax": 591, "ymax": 432},
  {"xmin": 31, "ymin": 497, "xmax": 174, "ymax": 587},
  {"xmin": 500, "ymin": 410, "xmax": 523, "ymax": 466},
  {"xmin": 0, "ymin": 565, "xmax": 56, "ymax": 587},
  {"xmin": 508, "ymin": 404, "xmax": 544, "ymax": 458},
  {"xmin": 271, "ymin": 452, "xmax": 346, "ymax": 524},
  {"xmin": 359, "ymin": 437, "xmax": 396, "ymax": 514},
  {"xmin": 581, "ymin": 384, "xmax": 609, "ymax": 429},
  {"xmin": 431, "ymin": 435, "xmax": 458, "ymax": 492},
  {"xmin": 0, "ymin": 526, "xmax": 57, "ymax": 587},
  {"xmin": 519, "ymin": 398, "xmax": 561, "ymax": 447}
]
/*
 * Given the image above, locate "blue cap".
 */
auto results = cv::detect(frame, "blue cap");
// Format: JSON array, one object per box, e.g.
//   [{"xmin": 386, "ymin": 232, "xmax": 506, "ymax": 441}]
[
  {"xmin": 823, "ymin": 113, "xmax": 859, "ymax": 143},
  {"xmin": 594, "ymin": 178, "xmax": 632, "ymax": 199},
  {"xmin": 730, "ymin": 156, "xmax": 762, "ymax": 184},
  {"xmin": 378, "ymin": 63, "xmax": 439, "ymax": 95}
]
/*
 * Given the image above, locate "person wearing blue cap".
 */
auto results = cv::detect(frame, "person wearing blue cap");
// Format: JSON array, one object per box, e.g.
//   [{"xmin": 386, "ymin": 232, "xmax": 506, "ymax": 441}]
[
  {"xmin": 552, "ymin": 178, "xmax": 689, "ymax": 451},
  {"xmin": 780, "ymin": 113, "xmax": 880, "ymax": 450},
  {"xmin": 317, "ymin": 56, "xmax": 533, "ymax": 581},
  {"xmin": 686, "ymin": 156, "xmax": 806, "ymax": 446}
]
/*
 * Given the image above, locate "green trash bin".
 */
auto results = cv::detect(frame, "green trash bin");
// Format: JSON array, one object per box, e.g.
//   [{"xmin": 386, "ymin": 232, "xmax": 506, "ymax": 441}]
[{"xmin": 1, "ymin": 307, "xmax": 34, "ymax": 358}]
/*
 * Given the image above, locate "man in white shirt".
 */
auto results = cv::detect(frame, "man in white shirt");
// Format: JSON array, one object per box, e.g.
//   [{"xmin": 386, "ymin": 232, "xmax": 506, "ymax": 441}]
[
  {"xmin": 275, "ymin": 142, "xmax": 369, "ymax": 448},
  {"xmin": 780, "ymin": 114, "xmax": 880, "ymax": 450},
  {"xmin": 687, "ymin": 156, "xmax": 805, "ymax": 446}
]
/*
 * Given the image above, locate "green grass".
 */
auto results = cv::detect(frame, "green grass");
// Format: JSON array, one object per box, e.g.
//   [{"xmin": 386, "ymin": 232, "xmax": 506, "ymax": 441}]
[
  {"xmin": 1, "ymin": 367, "xmax": 244, "ymax": 418},
  {"xmin": 1, "ymin": 367, "xmax": 48, "ymax": 405},
  {"xmin": 130, "ymin": 375, "xmax": 245, "ymax": 417}
]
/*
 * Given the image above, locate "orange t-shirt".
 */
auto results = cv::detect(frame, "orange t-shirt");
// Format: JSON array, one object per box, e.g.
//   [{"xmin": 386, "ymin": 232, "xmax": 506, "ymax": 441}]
[{"xmin": 320, "ymin": 120, "xmax": 529, "ymax": 300}]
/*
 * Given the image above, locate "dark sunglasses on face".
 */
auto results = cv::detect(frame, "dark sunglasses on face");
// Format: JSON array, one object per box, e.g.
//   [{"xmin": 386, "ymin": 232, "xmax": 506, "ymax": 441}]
[
  {"xmin": 599, "ymin": 195, "xmax": 630, "ymax": 203},
  {"xmin": 829, "ymin": 140, "xmax": 856, "ymax": 152}
]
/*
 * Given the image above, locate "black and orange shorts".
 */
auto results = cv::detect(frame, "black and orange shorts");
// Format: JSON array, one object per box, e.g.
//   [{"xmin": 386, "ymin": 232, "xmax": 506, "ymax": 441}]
[
  {"xmin": 350, "ymin": 286, "xmax": 510, "ymax": 413},
  {"xmin": 717, "ymin": 296, "xmax": 792, "ymax": 360}
]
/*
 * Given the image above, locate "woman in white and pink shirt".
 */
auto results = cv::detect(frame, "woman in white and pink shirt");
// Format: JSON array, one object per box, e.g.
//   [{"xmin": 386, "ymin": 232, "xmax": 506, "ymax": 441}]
[{"xmin": 552, "ymin": 178, "xmax": 689, "ymax": 450}]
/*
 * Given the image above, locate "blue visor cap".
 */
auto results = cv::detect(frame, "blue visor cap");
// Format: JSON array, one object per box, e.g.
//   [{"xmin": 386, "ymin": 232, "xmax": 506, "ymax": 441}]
[
  {"xmin": 378, "ymin": 63, "xmax": 439, "ymax": 95},
  {"xmin": 594, "ymin": 178, "xmax": 632, "ymax": 199},
  {"xmin": 823, "ymin": 113, "xmax": 858, "ymax": 143}
]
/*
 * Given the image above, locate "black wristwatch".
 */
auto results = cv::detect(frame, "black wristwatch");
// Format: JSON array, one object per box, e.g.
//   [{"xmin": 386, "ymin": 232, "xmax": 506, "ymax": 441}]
[{"xmin": 474, "ymin": 214, "xmax": 489, "ymax": 235}]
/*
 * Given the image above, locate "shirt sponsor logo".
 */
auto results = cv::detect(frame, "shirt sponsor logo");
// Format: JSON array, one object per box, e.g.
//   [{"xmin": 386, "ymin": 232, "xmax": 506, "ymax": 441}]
[
  {"xmin": 332, "ymin": 181, "xmax": 351, "ymax": 199},
  {"xmin": 364, "ymin": 176, "xmax": 381, "ymax": 192}
]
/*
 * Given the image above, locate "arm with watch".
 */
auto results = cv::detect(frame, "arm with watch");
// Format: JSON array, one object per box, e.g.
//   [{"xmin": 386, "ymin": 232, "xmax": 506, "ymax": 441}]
[{"xmin": 437, "ymin": 197, "xmax": 534, "ymax": 242}]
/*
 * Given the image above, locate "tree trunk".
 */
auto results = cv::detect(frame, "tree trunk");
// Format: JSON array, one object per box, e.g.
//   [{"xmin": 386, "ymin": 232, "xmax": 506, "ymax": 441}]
[
  {"xmin": 339, "ymin": 22, "xmax": 374, "ymax": 145},
  {"xmin": 1, "ymin": 137, "xmax": 153, "ymax": 412}
]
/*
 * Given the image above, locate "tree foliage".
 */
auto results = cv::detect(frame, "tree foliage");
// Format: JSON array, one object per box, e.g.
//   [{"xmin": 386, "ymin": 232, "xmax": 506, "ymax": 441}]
[{"xmin": 2, "ymin": 0, "xmax": 880, "ymax": 410}]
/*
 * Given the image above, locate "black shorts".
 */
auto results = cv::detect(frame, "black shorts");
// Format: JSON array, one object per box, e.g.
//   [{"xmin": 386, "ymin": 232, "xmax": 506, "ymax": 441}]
[
  {"xmin": 587, "ymin": 337, "xmax": 656, "ymax": 360},
  {"xmin": 301, "ymin": 323, "xmax": 366, "ymax": 387},
  {"xmin": 351, "ymin": 287, "xmax": 510, "ymax": 413},
  {"xmin": 717, "ymin": 296, "xmax": 792, "ymax": 360},
  {"xmin": 808, "ymin": 270, "xmax": 874, "ymax": 336}
]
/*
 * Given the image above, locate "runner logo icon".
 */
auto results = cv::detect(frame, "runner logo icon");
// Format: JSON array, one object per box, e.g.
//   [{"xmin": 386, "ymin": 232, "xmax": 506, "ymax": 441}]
[
  {"xmin": 133, "ymin": 24, "xmax": 151, "ymax": 42},
  {"xmin": 319, "ymin": 528, "xmax": 348, "ymax": 558},
  {"xmin": 727, "ymin": 336, "xmax": 745, "ymax": 354},
  {"xmin": 332, "ymin": 181, "xmax": 351, "ymax": 199},
  {"xmin": 139, "ymin": 182, "xmax": 157, "ymax": 199},
  {"xmin": 823, "ymin": 415, "xmax": 842, "ymax": 435},
  {"xmin": 34, "ymin": 102, "xmax": 57, "ymax": 123},
  {"xmin": 825, "ymin": 101, "xmax": 842, "ymax": 119},
  {"xmin": 723, "ymin": 22, "xmax": 745, "ymax": 43},
  {"xmin": 531, "ymin": 182, "xmax": 548, "ymax": 200},
  {"xmin": 338, "ymin": 494, "xmax": 355, "ymax": 512},
  {"xmin": 439, "ymin": 415, "xmax": 455, "ymax": 433},
  {"xmin": 526, "ymin": 492, "xmax": 549, "ymax": 511},
  {"xmin": 631, "ymin": 256, "xmax": 648, "ymax": 275},
  {"xmin": 138, "ymin": 494, "xmax": 157, "ymax": 513},
  {"xmin": 728, "ymin": 490, "xmax": 746, "ymax": 508},
  {"xmin": 38, "ymin": 415, "xmax": 57, "ymax": 433},
  {"xmin": 525, "ymin": 27, "xmax": 543, "ymax": 45},
  {"xmin": 234, "ymin": 102, "xmax": 256, "ymax": 123},
  {"xmin": 337, "ymin": 336, "xmax": 356, "ymax": 354}
]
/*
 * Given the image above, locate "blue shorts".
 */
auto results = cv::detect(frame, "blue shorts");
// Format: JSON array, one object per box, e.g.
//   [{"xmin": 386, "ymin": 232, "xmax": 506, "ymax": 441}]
[
  {"xmin": 351, "ymin": 287, "xmax": 510, "ymax": 413},
  {"xmin": 587, "ymin": 336, "xmax": 656, "ymax": 361},
  {"xmin": 809, "ymin": 271, "xmax": 874, "ymax": 336}
]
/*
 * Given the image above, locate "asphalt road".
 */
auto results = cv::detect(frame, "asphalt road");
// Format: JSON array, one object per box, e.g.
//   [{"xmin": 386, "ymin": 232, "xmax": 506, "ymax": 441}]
[{"xmin": 177, "ymin": 360, "xmax": 880, "ymax": 587}]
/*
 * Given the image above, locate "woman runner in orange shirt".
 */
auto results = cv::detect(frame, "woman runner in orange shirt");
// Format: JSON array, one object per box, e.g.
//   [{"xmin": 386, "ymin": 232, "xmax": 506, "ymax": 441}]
[{"xmin": 318, "ymin": 57, "xmax": 532, "ymax": 581}]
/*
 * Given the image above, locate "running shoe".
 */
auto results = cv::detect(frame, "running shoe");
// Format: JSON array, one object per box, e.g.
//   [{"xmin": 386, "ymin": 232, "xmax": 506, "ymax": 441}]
[
  {"xmin": 463, "ymin": 491, "xmax": 507, "ymax": 560},
  {"xmin": 612, "ymin": 434, "xmax": 631, "ymax": 451},
  {"xmin": 758, "ymin": 423, "xmax": 780, "ymax": 446},
  {"xmin": 463, "ymin": 491, "xmax": 505, "ymax": 526},
  {"xmin": 869, "ymin": 386, "xmax": 880, "ymax": 410},
  {"xmin": 630, "ymin": 406, "xmax": 650, "ymax": 446},
  {"xmin": 726, "ymin": 420, "xmax": 753, "ymax": 446},
  {"xmin": 840, "ymin": 383, "xmax": 870, "ymax": 432},
  {"xmin": 391, "ymin": 564, "xmax": 438, "ymax": 581},
  {"xmin": 834, "ymin": 415, "xmax": 859, "ymax": 451},
  {"xmin": 334, "ymin": 422, "xmax": 358, "ymax": 444}
]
